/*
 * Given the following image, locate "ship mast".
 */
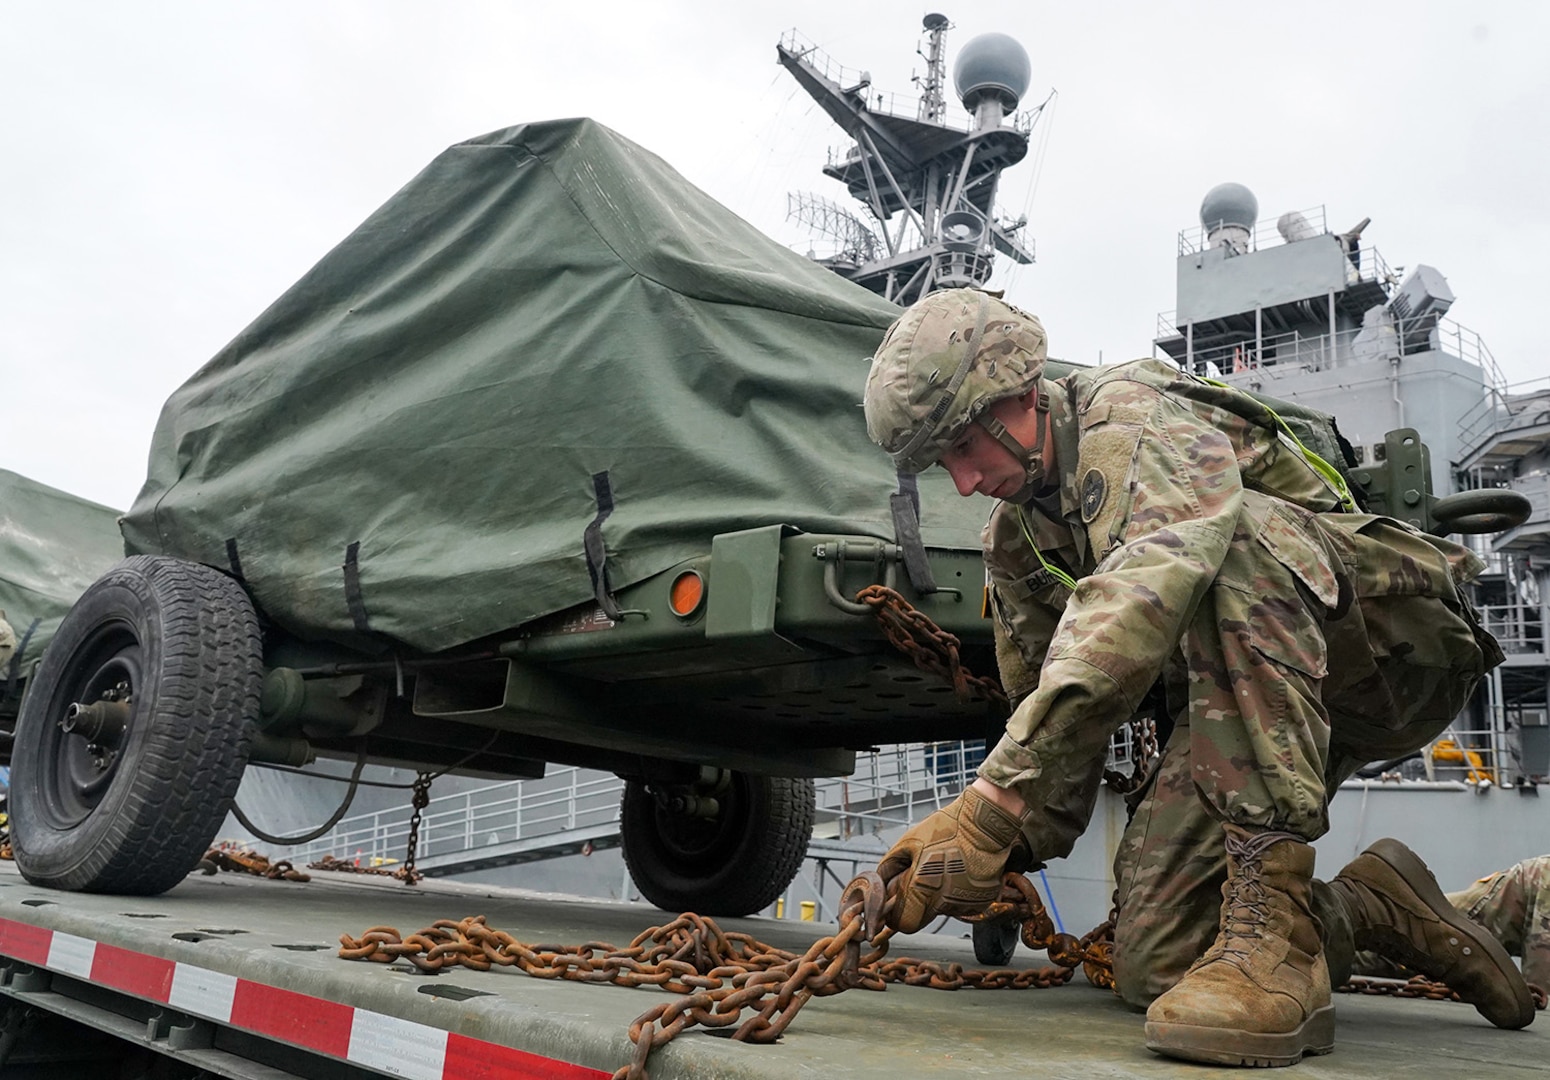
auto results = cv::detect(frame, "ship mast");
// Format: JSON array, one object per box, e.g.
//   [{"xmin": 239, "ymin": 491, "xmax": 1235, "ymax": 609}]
[
  {"xmin": 778, "ymin": 15, "xmax": 1043, "ymax": 306},
  {"xmin": 915, "ymin": 13, "xmax": 949, "ymax": 125}
]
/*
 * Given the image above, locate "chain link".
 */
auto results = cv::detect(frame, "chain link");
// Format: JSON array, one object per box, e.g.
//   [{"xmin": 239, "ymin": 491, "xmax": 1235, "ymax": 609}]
[
  {"xmin": 1102, "ymin": 716, "xmax": 1159, "ymax": 795},
  {"xmin": 400, "ymin": 771, "xmax": 433, "ymax": 886},
  {"xmin": 1337, "ymin": 974, "xmax": 1549, "ymax": 1011},
  {"xmin": 307, "ymin": 854, "xmax": 420, "ymax": 882},
  {"xmin": 854, "ymin": 585, "xmax": 1007, "ymax": 709},
  {"xmin": 340, "ymin": 870, "xmax": 1104, "ymax": 1079},
  {"xmin": 196, "ymin": 845, "xmax": 310, "ymax": 882},
  {"xmin": 1337, "ymin": 974, "xmax": 1466, "ymax": 1003},
  {"xmin": 856, "ymin": 584, "xmax": 1158, "ymax": 795}
]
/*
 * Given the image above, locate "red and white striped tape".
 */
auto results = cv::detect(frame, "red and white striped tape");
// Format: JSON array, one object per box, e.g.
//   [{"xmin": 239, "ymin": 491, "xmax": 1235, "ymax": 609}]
[{"xmin": 0, "ymin": 916, "xmax": 609, "ymax": 1079}]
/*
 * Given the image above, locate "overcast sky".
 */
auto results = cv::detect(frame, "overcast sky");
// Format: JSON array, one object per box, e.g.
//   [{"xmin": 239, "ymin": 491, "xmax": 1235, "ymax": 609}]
[{"xmin": 4, "ymin": 1, "xmax": 1546, "ymax": 511}]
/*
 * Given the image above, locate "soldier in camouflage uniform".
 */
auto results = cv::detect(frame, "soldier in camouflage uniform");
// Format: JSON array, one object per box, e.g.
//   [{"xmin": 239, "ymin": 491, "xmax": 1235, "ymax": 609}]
[{"xmin": 863, "ymin": 288, "xmax": 1535, "ymax": 1066}]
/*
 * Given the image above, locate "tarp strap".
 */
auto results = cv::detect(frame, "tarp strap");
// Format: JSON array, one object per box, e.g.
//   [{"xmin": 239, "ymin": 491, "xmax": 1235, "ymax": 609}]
[
  {"xmin": 584, "ymin": 471, "xmax": 626, "ymax": 621},
  {"xmin": 3, "ymin": 617, "xmax": 41, "ymax": 705},
  {"xmin": 890, "ymin": 472, "xmax": 938, "ymax": 594},
  {"xmin": 343, "ymin": 542, "xmax": 371, "ymax": 633},
  {"xmin": 225, "ymin": 537, "xmax": 246, "ymax": 582}
]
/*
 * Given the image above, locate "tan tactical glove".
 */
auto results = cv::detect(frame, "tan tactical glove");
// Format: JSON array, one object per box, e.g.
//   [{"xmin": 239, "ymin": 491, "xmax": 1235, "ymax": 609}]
[{"xmin": 877, "ymin": 786, "xmax": 1030, "ymax": 933}]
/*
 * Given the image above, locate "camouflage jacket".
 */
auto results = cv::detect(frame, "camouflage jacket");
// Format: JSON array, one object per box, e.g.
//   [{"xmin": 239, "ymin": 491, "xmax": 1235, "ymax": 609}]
[{"xmin": 979, "ymin": 358, "xmax": 1376, "ymax": 790}]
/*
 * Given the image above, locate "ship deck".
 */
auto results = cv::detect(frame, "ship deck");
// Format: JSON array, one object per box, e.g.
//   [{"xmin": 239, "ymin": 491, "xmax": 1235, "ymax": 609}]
[{"xmin": 0, "ymin": 861, "xmax": 1538, "ymax": 1079}]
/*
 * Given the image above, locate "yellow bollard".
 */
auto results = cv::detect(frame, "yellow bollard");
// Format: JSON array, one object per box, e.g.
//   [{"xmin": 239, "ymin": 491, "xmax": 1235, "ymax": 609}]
[
  {"xmin": 800, "ymin": 900, "xmax": 816, "ymax": 922},
  {"xmin": 775, "ymin": 897, "xmax": 785, "ymax": 919}
]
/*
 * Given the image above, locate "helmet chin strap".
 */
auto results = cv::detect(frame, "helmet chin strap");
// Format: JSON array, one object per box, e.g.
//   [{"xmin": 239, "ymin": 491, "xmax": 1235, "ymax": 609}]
[{"xmin": 974, "ymin": 388, "xmax": 1050, "ymax": 503}]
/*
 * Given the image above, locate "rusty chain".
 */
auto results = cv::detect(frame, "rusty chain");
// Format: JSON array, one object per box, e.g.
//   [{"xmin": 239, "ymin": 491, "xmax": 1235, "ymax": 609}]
[
  {"xmin": 1102, "ymin": 716, "xmax": 1160, "ymax": 795},
  {"xmin": 196, "ymin": 845, "xmax": 310, "ymax": 882},
  {"xmin": 339, "ymin": 868, "xmax": 1539, "ymax": 1080},
  {"xmin": 1337, "ymin": 974, "xmax": 1548, "ymax": 1011},
  {"xmin": 340, "ymin": 870, "xmax": 1101, "ymax": 1080},
  {"xmin": 307, "ymin": 853, "xmax": 421, "ymax": 883},
  {"xmin": 857, "ymin": 583, "xmax": 1158, "ymax": 795},
  {"xmin": 855, "ymin": 585, "xmax": 1007, "ymax": 710}
]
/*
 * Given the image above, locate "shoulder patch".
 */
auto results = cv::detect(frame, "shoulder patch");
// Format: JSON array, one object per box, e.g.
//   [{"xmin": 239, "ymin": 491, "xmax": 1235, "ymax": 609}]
[{"xmin": 1080, "ymin": 468, "xmax": 1107, "ymax": 523}]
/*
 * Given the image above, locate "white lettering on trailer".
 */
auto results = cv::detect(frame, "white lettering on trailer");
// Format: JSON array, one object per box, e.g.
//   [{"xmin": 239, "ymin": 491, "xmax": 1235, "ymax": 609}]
[
  {"xmin": 347, "ymin": 1010, "xmax": 449, "ymax": 1079},
  {"xmin": 45, "ymin": 932, "xmax": 96, "ymax": 978},
  {"xmin": 169, "ymin": 963, "xmax": 238, "ymax": 1022}
]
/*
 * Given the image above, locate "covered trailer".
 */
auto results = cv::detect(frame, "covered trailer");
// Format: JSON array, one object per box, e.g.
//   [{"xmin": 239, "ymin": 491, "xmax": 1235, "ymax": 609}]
[
  {"xmin": 0, "ymin": 470, "xmax": 122, "ymax": 724},
  {"xmin": 9, "ymin": 119, "xmax": 1003, "ymax": 913}
]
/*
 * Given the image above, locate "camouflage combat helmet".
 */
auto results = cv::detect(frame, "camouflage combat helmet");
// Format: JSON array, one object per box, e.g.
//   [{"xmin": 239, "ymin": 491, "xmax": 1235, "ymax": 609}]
[{"xmin": 864, "ymin": 288, "xmax": 1049, "ymax": 478}]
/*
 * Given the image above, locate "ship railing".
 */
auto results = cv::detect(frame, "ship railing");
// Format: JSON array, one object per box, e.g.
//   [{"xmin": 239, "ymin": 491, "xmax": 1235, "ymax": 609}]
[
  {"xmin": 1157, "ymin": 316, "xmax": 1496, "ymax": 386},
  {"xmin": 281, "ymin": 768, "xmax": 627, "ymax": 868},
  {"xmin": 1457, "ymin": 374, "xmax": 1550, "ymax": 461},
  {"xmin": 1478, "ymin": 602, "xmax": 1546, "ymax": 654},
  {"xmin": 1350, "ymin": 245, "xmax": 1397, "ymax": 290},
  {"xmin": 1177, "ymin": 205, "xmax": 1328, "ymax": 257},
  {"xmin": 1435, "ymin": 715, "xmax": 1508, "ymax": 787},
  {"xmin": 779, "ymin": 28, "xmax": 976, "ymax": 132},
  {"xmin": 267, "ymin": 742, "xmax": 988, "ymax": 868}
]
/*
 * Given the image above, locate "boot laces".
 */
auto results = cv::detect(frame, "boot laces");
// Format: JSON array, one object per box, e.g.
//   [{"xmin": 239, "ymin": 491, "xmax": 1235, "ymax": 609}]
[{"xmin": 1217, "ymin": 830, "xmax": 1292, "ymax": 963}]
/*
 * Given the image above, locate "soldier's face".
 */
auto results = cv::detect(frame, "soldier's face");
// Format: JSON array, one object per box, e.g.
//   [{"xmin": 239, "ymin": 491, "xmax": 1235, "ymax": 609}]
[
  {"xmin": 939, "ymin": 393, "xmax": 1050, "ymax": 499},
  {"xmin": 940, "ymin": 424, "xmax": 1023, "ymax": 498}
]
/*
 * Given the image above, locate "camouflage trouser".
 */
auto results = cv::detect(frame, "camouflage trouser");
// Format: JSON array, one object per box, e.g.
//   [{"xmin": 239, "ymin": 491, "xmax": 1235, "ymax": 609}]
[
  {"xmin": 1448, "ymin": 858, "xmax": 1550, "ymax": 992},
  {"xmin": 0, "ymin": 614, "xmax": 14, "ymax": 674},
  {"xmin": 1350, "ymin": 857, "xmax": 1550, "ymax": 993},
  {"xmin": 1107, "ymin": 513, "xmax": 1492, "ymax": 1006}
]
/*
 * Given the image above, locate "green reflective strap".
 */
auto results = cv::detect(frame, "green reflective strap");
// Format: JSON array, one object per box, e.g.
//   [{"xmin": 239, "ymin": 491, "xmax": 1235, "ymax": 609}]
[
  {"xmin": 1199, "ymin": 377, "xmax": 1357, "ymax": 511},
  {"xmin": 1016, "ymin": 507, "xmax": 1079, "ymax": 591}
]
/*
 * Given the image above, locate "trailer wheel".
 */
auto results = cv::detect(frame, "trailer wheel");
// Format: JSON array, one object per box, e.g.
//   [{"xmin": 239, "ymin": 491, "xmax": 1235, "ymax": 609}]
[
  {"xmin": 621, "ymin": 773, "xmax": 814, "ymax": 916},
  {"xmin": 11, "ymin": 556, "xmax": 260, "ymax": 894}
]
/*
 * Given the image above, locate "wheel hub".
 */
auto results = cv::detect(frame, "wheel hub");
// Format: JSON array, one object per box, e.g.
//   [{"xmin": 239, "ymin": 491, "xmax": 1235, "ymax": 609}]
[{"xmin": 46, "ymin": 642, "xmax": 141, "ymax": 827}]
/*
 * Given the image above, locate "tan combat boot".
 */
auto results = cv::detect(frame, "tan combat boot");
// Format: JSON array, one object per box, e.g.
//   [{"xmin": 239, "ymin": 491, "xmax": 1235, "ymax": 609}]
[
  {"xmin": 1326, "ymin": 838, "xmax": 1534, "ymax": 1029},
  {"xmin": 1145, "ymin": 826, "xmax": 1334, "ymax": 1067}
]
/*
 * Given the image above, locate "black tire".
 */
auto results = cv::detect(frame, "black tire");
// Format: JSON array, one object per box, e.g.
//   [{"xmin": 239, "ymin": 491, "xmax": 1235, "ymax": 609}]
[
  {"xmin": 972, "ymin": 918, "xmax": 1020, "ymax": 966},
  {"xmin": 620, "ymin": 773, "xmax": 814, "ymax": 916},
  {"xmin": 11, "ymin": 556, "xmax": 261, "ymax": 894}
]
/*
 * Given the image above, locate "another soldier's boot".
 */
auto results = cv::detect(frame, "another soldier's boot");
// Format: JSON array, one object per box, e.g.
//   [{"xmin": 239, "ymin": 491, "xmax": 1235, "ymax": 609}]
[
  {"xmin": 1324, "ymin": 838, "xmax": 1534, "ymax": 1029},
  {"xmin": 1145, "ymin": 826, "xmax": 1333, "ymax": 1067}
]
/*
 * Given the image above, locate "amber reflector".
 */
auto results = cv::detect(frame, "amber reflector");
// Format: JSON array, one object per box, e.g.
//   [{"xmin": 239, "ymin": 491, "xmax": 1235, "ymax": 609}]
[{"xmin": 669, "ymin": 571, "xmax": 705, "ymax": 617}]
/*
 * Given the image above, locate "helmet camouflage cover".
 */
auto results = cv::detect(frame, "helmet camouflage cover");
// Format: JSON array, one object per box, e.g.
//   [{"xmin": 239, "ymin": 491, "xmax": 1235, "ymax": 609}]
[{"xmin": 863, "ymin": 288, "xmax": 1048, "ymax": 473}]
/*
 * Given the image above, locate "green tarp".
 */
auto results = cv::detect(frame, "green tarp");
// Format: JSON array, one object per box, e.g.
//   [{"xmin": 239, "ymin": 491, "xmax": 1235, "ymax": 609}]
[
  {"xmin": 121, "ymin": 118, "xmax": 983, "ymax": 654},
  {"xmin": 0, "ymin": 470, "xmax": 124, "ymax": 669}
]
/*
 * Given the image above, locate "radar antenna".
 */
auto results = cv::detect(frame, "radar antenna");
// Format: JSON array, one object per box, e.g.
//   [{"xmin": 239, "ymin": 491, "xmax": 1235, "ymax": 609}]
[{"xmin": 786, "ymin": 192, "xmax": 882, "ymax": 265}]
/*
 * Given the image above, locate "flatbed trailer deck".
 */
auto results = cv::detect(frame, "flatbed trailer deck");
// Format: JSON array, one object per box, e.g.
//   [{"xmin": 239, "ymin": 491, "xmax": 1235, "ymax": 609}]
[{"xmin": 0, "ymin": 861, "xmax": 1539, "ymax": 1079}]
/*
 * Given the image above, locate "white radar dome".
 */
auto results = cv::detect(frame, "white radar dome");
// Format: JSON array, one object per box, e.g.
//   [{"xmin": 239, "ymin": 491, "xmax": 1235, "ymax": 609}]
[
  {"xmin": 953, "ymin": 32, "xmax": 1031, "ymax": 110},
  {"xmin": 1200, "ymin": 182, "xmax": 1259, "ymax": 232}
]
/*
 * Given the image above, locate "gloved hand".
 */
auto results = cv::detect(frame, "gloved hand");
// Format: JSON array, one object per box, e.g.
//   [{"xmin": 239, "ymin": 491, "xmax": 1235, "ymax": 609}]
[{"xmin": 877, "ymin": 785, "xmax": 1030, "ymax": 933}]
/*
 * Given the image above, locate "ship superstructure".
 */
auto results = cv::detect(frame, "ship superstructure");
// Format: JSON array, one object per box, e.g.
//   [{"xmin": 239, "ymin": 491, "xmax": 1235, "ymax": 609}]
[
  {"xmin": 1156, "ymin": 182, "xmax": 1549, "ymax": 789},
  {"xmin": 777, "ymin": 15, "xmax": 1043, "ymax": 304}
]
